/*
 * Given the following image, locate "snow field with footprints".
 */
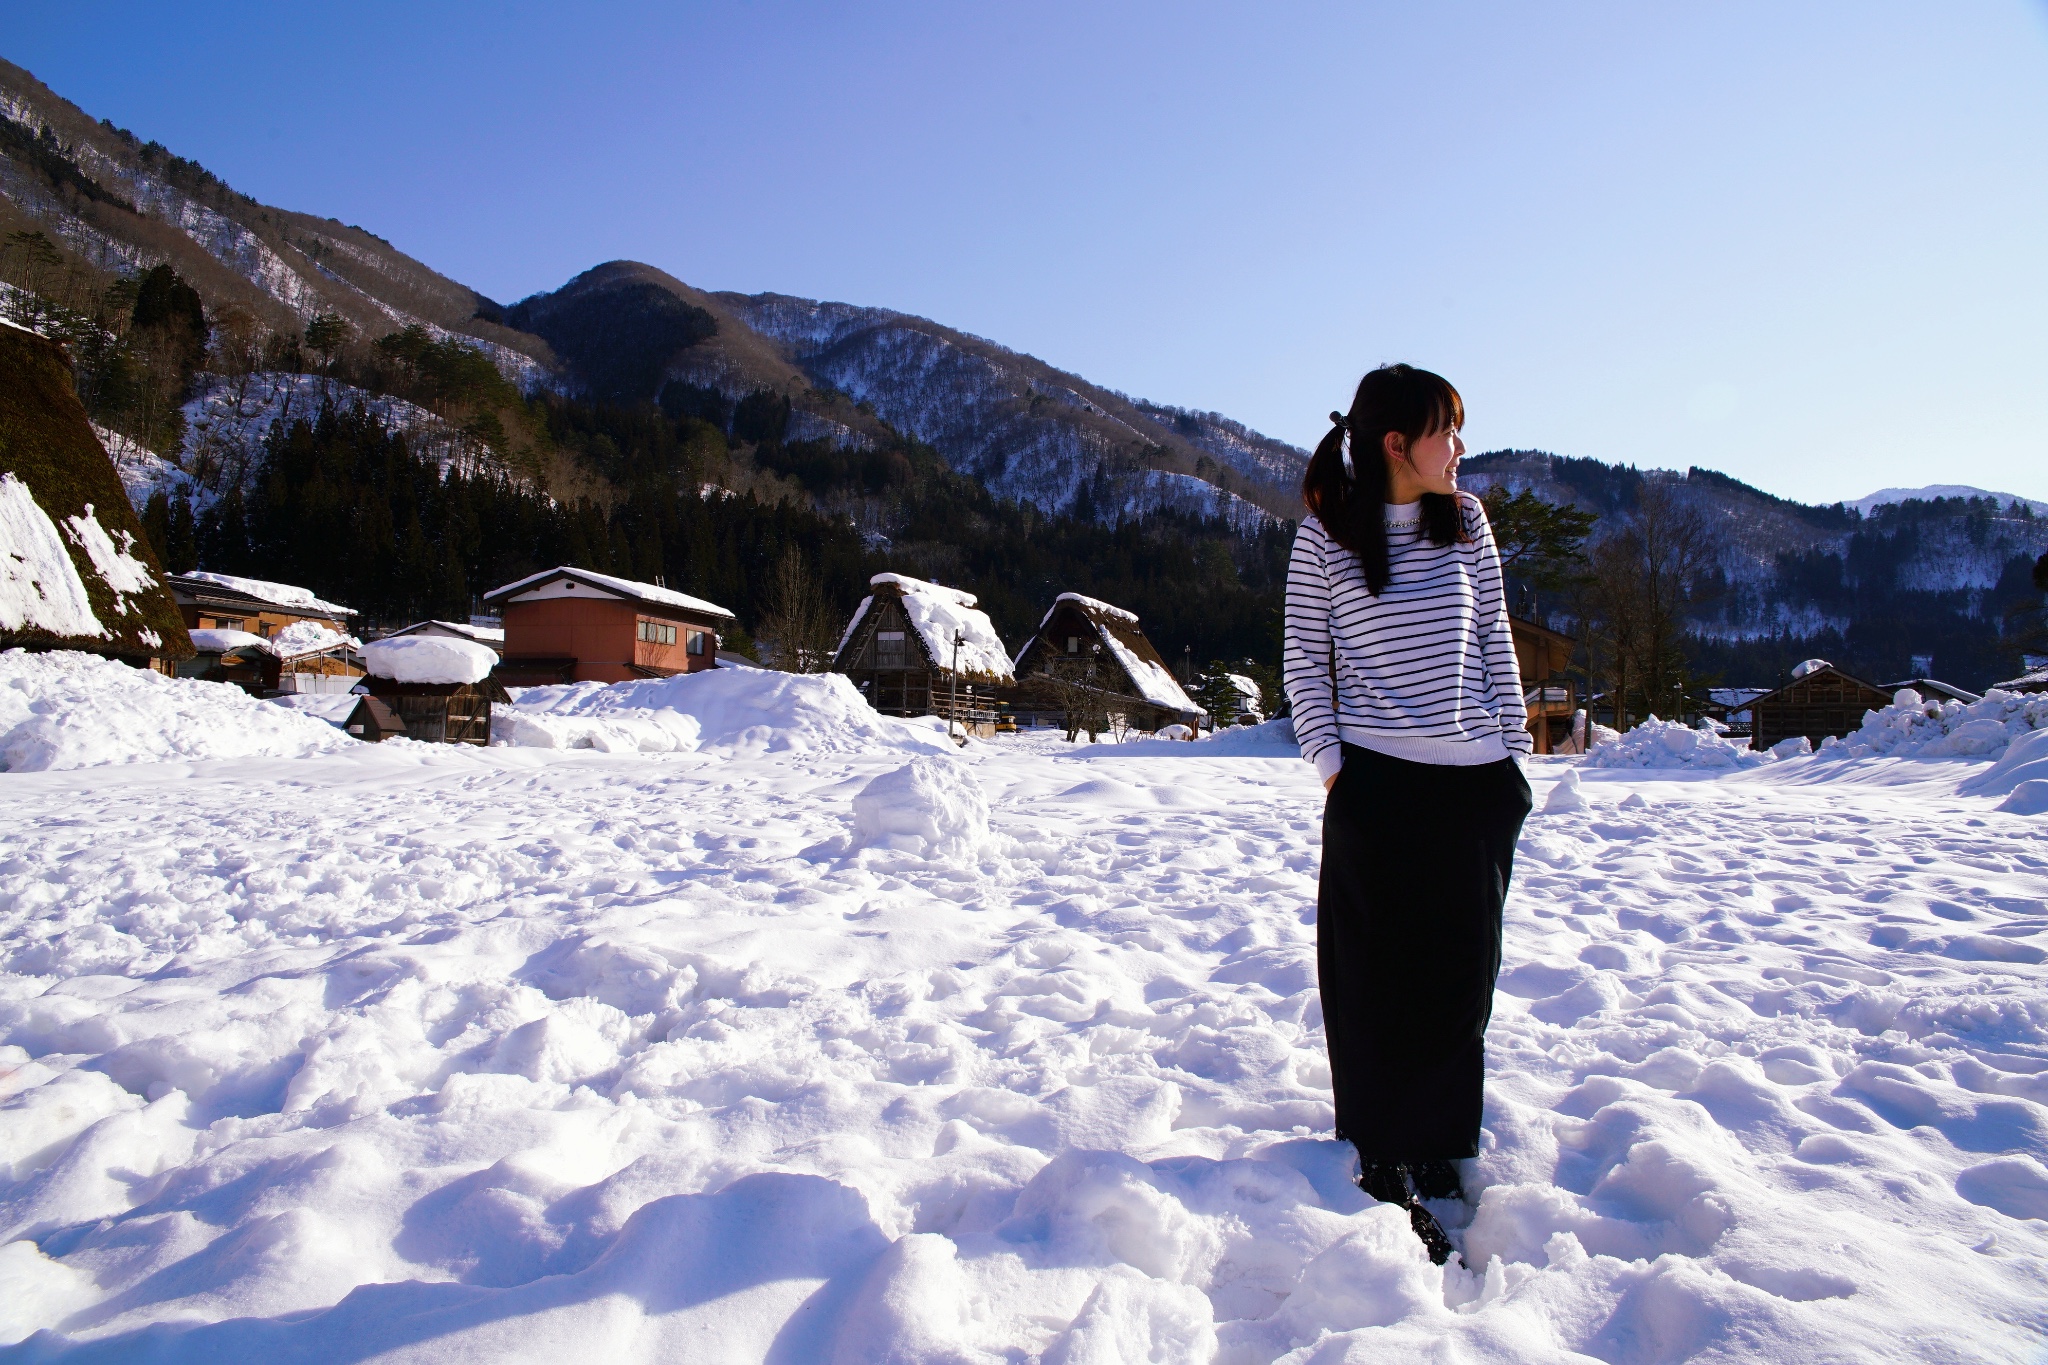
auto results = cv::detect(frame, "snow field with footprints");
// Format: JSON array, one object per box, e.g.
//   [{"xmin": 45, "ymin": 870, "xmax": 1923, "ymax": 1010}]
[{"xmin": 0, "ymin": 734, "xmax": 2043, "ymax": 1362}]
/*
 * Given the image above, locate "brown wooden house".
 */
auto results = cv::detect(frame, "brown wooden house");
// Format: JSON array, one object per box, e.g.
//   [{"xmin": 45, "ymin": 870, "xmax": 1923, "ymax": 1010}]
[
  {"xmin": 1011, "ymin": 593, "xmax": 1204, "ymax": 733},
  {"xmin": 832, "ymin": 573, "xmax": 1015, "ymax": 735},
  {"xmin": 482, "ymin": 567, "xmax": 735, "ymax": 687},
  {"xmin": 1509, "ymin": 615, "xmax": 1578, "ymax": 755},
  {"xmin": 167, "ymin": 572, "xmax": 355, "ymax": 641},
  {"xmin": 0, "ymin": 321, "xmax": 192, "ymax": 670},
  {"xmin": 1747, "ymin": 660, "xmax": 1892, "ymax": 751}
]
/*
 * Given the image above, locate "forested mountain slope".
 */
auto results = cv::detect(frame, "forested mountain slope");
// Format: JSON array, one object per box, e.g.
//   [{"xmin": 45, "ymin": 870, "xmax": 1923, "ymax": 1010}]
[{"xmin": 1464, "ymin": 450, "xmax": 2048, "ymax": 691}]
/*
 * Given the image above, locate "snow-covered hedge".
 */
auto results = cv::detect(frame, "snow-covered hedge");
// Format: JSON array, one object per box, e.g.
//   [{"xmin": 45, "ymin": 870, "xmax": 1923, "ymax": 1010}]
[
  {"xmin": 496, "ymin": 667, "xmax": 956, "ymax": 757},
  {"xmin": 1827, "ymin": 687, "xmax": 2048, "ymax": 760},
  {"xmin": 1585, "ymin": 715, "xmax": 1769, "ymax": 770},
  {"xmin": 0, "ymin": 649, "xmax": 355, "ymax": 771}
]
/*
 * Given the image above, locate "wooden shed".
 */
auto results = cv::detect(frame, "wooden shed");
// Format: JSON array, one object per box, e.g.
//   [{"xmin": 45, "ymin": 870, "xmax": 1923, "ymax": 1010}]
[
  {"xmin": 1747, "ymin": 660, "xmax": 1893, "ymax": 751},
  {"xmin": 1878, "ymin": 676, "xmax": 1981, "ymax": 705},
  {"xmin": 0, "ymin": 320, "xmax": 192, "ymax": 669},
  {"xmin": 1991, "ymin": 662, "xmax": 2047, "ymax": 695},
  {"xmin": 1011, "ymin": 593, "xmax": 1204, "ymax": 733},
  {"xmin": 482, "ymin": 567, "xmax": 733, "ymax": 687},
  {"xmin": 832, "ymin": 573, "xmax": 1015, "ymax": 736},
  {"xmin": 360, "ymin": 676, "xmax": 508, "ymax": 745},
  {"xmin": 342, "ymin": 694, "xmax": 408, "ymax": 743},
  {"xmin": 1509, "ymin": 615, "xmax": 1578, "ymax": 755}
]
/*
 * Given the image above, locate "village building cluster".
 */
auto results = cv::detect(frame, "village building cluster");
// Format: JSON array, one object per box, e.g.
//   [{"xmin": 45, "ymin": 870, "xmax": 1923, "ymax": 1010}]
[{"xmin": 9, "ymin": 318, "xmax": 2040, "ymax": 751}]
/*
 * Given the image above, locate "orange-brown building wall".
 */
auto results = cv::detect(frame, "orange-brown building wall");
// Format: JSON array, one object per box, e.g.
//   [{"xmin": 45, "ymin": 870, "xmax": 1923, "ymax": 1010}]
[
  {"xmin": 179, "ymin": 605, "xmax": 343, "ymax": 638},
  {"xmin": 503, "ymin": 598, "xmax": 717, "ymax": 681}
]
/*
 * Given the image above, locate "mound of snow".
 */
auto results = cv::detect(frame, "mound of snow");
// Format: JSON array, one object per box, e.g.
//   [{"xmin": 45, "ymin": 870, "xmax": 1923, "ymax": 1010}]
[
  {"xmin": 496, "ymin": 668, "xmax": 956, "ymax": 758},
  {"xmin": 365, "ymin": 635, "xmax": 496, "ymax": 685},
  {"xmin": 1585, "ymin": 715, "xmax": 1768, "ymax": 770},
  {"xmin": 1543, "ymin": 768, "xmax": 1589, "ymax": 812},
  {"xmin": 1960, "ymin": 727, "xmax": 2048, "ymax": 800},
  {"xmin": 0, "ymin": 650, "xmax": 355, "ymax": 771},
  {"xmin": 1998, "ymin": 780, "xmax": 2048, "ymax": 816},
  {"xmin": 1834, "ymin": 687, "xmax": 2048, "ymax": 761},
  {"xmin": 852, "ymin": 757, "xmax": 991, "ymax": 855}
]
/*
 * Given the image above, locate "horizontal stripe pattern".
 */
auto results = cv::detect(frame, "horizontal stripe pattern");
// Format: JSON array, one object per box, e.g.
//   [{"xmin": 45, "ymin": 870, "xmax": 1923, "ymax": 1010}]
[{"xmin": 1284, "ymin": 497, "xmax": 1531, "ymax": 773}]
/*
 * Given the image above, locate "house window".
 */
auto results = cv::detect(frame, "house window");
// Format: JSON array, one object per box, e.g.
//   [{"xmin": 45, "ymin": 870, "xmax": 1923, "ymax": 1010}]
[
  {"xmin": 638, "ymin": 619, "xmax": 678, "ymax": 645},
  {"xmin": 1067, "ymin": 636, "xmax": 1080, "ymax": 654},
  {"xmin": 686, "ymin": 629, "xmax": 706, "ymax": 656},
  {"xmin": 877, "ymin": 630, "xmax": 906, "ymax": 668}
]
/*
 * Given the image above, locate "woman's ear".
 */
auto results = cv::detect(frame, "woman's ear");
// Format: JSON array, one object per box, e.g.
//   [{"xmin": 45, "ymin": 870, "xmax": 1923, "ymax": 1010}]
[{"xmin": 1382, "ymin": 431, "xmax": 1408, "ymax": 464}]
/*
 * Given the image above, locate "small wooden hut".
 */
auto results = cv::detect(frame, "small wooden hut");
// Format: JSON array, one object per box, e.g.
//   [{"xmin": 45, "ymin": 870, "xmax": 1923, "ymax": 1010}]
[
  {"xmin": 832, "ymin": 573, "xmax": 1015, "ymax": 736},
  {"xmin": 1991, "ymin": 662, "xmax": 2048, "ymax": 695},
  {"xmin": 1509, "ymin": 615, "xmax": 1577, "ymax": 755},
  {"xmin": 0, "ymin": 320, "xmax": 192, "ymax": 670},
  {"xmin": 1747, "ymin": 660, "xmax": 1892, "ymax": 751},
  {"xmin": 1011, "ymin": 593, "xmax": 1204, "ymax": 733},
  {"xmin": 1878, "ymin": 676, "xmax": 1981, "ymax": 705},
  {"xmin": 342, "ymin": 695, "xmax": 408, "ymax": 743},
  {"xmin": 359, "ymin": 636, "xmax": 508, "ymax": 745}
]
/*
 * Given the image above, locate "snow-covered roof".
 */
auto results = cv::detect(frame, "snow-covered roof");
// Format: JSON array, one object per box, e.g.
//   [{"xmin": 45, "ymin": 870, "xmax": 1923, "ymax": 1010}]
[
  {"xmin": 270, "ymin": 620, "xmax": 360, "ymax": 659},
  {"xmin": 483, "ymin": 566, "xmax": 735, "ymax": 620},
  {"xmin": 840, "ymin": 573, "xmax": 1015, "ymax": 682},
  {"xmin": 388, "ymin": 619, "xmax": 506, "ymax": 648},
  {"xmin": 187, "ymin": 627, "xmax": 271, "ymax": 654},
  {"xmin": 1994, "ymin": 665, "xmax": 2048, "ymax": 693},
  {"xmin": 1020, "ymin": 591, "xmax": 1202, "ymax": 716},
  {"xmin": 1790, "ymin": 658, "xmax": 1831, "ymax": 679},
  {"xmin": 178, "ymin": 571, "xmax": 355, "ymax": 618},
  {"xmin": 364, "ymin": 635, "xmax": 498, "ymax": 685}
]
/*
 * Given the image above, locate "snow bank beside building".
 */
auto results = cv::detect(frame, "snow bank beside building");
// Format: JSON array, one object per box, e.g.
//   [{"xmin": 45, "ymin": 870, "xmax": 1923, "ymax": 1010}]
[
  {"xmin": 497, "ymin": 668, "xmax": 956, "ymax": 757},
  {"xmin": 1585, "ymin": 715, "xmax": 1769, "ymax": 770},
  {"xmin": 364, "ymin": 635, "xmax": 495, "ymax": 685},
  {"xmin": 0, "ymin": 650, "xmax": 355, "ymax": 771},
  {"xmin": 1831, "ymin": 686, "xmax": 2048, "ymax": 760}
]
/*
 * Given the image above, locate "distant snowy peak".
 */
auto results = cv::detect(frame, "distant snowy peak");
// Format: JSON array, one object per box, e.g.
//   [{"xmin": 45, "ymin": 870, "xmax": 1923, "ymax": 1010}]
[{"xmin": 1849, "ymin": 485, "xmax": 2048, "ymax": 517}]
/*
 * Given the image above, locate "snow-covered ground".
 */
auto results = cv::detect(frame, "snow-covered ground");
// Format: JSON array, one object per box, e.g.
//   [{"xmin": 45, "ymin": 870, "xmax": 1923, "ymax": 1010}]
[{"xmin": 0, "ymin": 694, "xmax": 2045, "ymax": 1359}]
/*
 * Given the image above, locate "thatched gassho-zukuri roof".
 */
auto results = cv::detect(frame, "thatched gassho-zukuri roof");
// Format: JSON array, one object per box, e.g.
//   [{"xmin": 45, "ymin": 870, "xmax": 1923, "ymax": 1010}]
[{"xmin": 0, "ymin": 322, "xmax": 192, "ymax": 660}]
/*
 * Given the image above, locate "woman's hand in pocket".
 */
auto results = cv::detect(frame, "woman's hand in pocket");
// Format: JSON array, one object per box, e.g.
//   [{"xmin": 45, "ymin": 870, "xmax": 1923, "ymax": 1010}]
[{"xmin": 1324, "ymin": 773, "xmax": 1338, "ymax": 792}]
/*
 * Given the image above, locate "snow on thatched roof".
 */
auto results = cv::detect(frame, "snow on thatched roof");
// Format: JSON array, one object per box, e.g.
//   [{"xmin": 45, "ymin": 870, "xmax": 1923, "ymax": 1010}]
[
  {"xmin": 0, "ymin": 325, "xmax": 191, "ymax": 660},
  {"xmin": 837, "ymin": 573, "xmax": 1014, "ymax": 682},
  {"xmin": 1025, "ymin": 592, "xmax": 1201, "ymax": 716}
]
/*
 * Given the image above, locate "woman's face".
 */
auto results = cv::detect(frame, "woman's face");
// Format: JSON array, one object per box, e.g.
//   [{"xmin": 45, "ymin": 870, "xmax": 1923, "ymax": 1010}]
[{"xmin": 1389, "ymin": 425, "xmax": 1465, "ymax": 496}]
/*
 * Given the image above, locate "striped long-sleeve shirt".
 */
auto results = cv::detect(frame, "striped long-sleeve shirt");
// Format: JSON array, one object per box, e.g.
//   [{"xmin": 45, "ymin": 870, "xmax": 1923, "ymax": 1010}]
[{"xmin": 1284, "ymin": 495, "xmax": 1530, "ymax": 783}]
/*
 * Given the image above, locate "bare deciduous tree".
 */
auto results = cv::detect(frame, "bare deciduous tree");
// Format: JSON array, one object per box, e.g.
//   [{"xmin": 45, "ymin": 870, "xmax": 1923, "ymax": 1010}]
[{"xmin": 759, "ymin": 547, "xmax": 837, "ymax": 672}]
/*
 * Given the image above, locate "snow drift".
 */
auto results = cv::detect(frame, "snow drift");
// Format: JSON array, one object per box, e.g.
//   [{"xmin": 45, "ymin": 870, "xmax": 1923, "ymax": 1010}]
[
  {"xmin": 1834, "ymin": 687, "xmax": 2048, "ymax": 760},
  {"xmin": 1585, "ymin": 715, "xmax": 1769, "ymax": 770},
  {"xmin": 0, "ymin": 649, "xmax": 355, "ymax": 771},
  {"xmin": 852, "ymin": 756, "xmax": 991, "ymax": 855},
  {"xmin": 495, "ymin": 668, "xmax": 956, "ymax": 757}
]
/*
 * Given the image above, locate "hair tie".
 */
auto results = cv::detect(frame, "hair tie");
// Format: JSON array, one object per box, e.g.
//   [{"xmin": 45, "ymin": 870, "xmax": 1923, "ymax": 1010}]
[{"xmin": 1333, "ymin": 412, "xmax": 1355, "ymax": 478}]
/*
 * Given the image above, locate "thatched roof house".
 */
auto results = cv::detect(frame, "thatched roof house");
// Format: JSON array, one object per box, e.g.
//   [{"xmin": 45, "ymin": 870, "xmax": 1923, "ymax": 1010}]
[
  {"xmin": 0, "ymin": 320, "xmax": 191, "ymax": 666},
  {"xmin": 832, "ymin": 573, "xmax": 1014, "ymax": 733},
  {"xmin": 1012, "ymin": 592, "xmax": 1203, "ymax": 732}
]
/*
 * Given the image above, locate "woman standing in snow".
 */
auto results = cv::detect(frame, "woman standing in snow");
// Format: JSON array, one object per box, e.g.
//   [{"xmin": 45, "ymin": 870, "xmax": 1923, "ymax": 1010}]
[{"xmin": 1283, "ymin": 363, "xmax": 1533, "ymax": 1264}]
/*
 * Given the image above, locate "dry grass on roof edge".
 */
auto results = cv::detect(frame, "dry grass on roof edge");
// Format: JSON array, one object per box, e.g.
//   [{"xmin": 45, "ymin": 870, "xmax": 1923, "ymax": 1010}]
[{"xmin": 0, "ymin": 326, "xmax": 194, "ymax": 659}]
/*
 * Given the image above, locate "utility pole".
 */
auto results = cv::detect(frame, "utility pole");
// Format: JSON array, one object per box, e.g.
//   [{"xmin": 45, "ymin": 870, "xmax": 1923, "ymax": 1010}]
[{"xmin": 950, "ymin": 629, "xmax": 964, "ymax": 744}]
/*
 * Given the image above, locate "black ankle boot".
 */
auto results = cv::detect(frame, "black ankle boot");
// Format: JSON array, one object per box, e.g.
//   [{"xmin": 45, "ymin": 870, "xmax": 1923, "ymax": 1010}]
[
  {"xmin": 1406, "ymin": 1201, "xmax": 1456, "ymax": 1265},
  {"xmin": 1356, "ymin": 1160, "xmax": 1410, "ymax": 1205},
  {"xmin": 1408, "ymin": 1159, "xmax": 1464, "ymax": 1201}
]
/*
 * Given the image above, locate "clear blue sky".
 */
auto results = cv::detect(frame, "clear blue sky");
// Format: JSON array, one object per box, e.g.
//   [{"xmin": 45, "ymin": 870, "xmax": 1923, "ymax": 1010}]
[{"xmin": 7, "ymin": 1, "xmax": 2046, "ymax": 504}]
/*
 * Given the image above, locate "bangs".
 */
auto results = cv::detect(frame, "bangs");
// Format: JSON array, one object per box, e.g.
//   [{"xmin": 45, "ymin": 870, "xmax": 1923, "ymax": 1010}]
[{"xmin": 1415, "ymin": 371, "xmax": 1464, "ymax": 435}]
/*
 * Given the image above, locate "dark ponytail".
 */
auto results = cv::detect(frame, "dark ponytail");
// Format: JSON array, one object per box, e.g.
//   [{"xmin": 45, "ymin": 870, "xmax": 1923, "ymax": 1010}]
[{"xmin": 1301, "ymin": 363, "xmax": 1467, "ymax": 595}]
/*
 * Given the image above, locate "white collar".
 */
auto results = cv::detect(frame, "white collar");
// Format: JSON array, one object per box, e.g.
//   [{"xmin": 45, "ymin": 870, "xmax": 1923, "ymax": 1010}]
[{"xmin": 1385, "ymin": 501, "xmax": 1423, "ymax": 526}]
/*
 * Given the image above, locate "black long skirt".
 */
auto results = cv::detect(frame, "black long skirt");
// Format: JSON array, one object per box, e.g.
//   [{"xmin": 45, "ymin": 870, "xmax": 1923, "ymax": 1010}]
[{"xmin": 1317, "ymin": 742, "xmax": 1532, "ymax": 1160}]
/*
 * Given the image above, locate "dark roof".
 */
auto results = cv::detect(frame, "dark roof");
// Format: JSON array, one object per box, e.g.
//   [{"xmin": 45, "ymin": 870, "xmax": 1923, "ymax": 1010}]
[
  {"xmin": 166, "ymin": 574, "xmax": 353, "ymax": 621},
  {"xmin": 0, "ymin": 324, "xmax": 193, "ymax": 659},
  {"xmin": 1509, "ymin": 614, "xmax": 1576, "ymax": 648},
  {"xmin": 1748, "ymin": 663, "xmax": 1891, "ymax": 707}
]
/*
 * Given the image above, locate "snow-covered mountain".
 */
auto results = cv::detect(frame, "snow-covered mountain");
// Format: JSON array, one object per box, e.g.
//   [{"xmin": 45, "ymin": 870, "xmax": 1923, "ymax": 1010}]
[{"xmin": 1849, "ymin": 485, "xmax": 2048, "ymax": 517}]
